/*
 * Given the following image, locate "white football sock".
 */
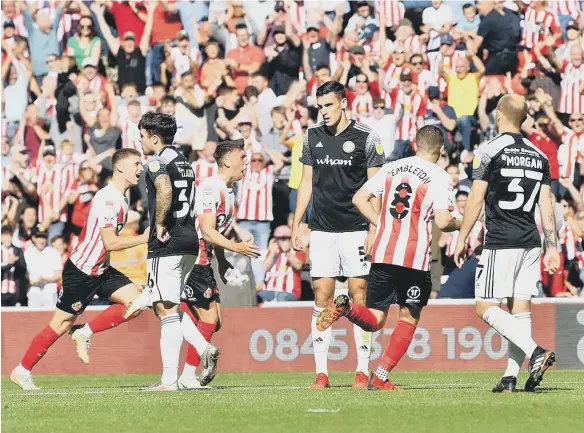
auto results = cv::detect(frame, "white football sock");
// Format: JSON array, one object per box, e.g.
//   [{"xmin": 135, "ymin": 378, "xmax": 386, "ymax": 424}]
[
  {"xmin": 483, "ymin": 307, "xmax": 537, "ymax": 358},
  {"xmin": 160, "ymin": 313, "xmax": 183, "ymax": 385},
  {"xmin": 181, "ymin": 363, "xmax": 197, "ymax": 381},
  {"xmin": 15, "ymin": 364, "xmax": 30, "ymax": 375},
  {"xmin": 503, "ymin": 312, "xmax": 531, "ymax": 378},
  {"xmin": 312, "ymin": 305, "xmax": 331, "ymax": 375},
  {"xmin": 353, "ymin": 324, "xmax": 371, "ymax": 374},
  {"xmin": 181, "ymin": 312, "xmax": 209, "ymax": 354},
  {"xmin": 79, "ymin": 324, "xmax": 93, "ymax": 338}
]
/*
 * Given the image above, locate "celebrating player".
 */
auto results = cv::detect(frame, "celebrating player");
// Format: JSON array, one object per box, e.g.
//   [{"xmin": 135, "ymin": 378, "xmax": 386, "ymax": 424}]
[
  {"xmin": 136, "ymin": 112, "xmax": 218, "ymax": 391},
  {"xmin": 11, "ymin": 149, "xmax": 150, "ymax": 390},
  {"xmin": 453, "ymin": 94, "xmax": 559, "ymax": 392},
  {"xmin": 316, "ymin": 125, "xmax": 462, "ymax": 390},
  {"xmin": 178, "ymin": 139, "xmax": 260, "ymax": 389},
  {"xmin": 292, "ymin": 81, "xmax": 385, "ymax": 389}
]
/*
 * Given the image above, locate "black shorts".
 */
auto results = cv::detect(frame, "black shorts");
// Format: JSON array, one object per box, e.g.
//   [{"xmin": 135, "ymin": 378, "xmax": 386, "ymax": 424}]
[
  {"xmin": 182, "ymin": 264, "xmax": 220, "ymax": 309},
  {"xmin": 57, "ymin": 260, "xmax": 132, "ymax": 315},
  {"xmin": 366, "ymin": 263, "xmax": 431, "ymax": 309}
]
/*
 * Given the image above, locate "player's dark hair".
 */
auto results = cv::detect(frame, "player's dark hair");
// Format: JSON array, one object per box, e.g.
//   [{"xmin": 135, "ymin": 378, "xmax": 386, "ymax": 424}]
[
  {"xmin": 316, "ymin": 80, "xmax": 346, "ymax": 100},
  {"xmin": 138, "ymin": 112, "xmax": 177, "ymax": 145},
  {"xmin": 112, "ymin": 148, "xmax": 141, "ymax": 168},
  {"xmin": 214, "ymin": 139, "xmax": 245, "ymax": 167},
  {"xmin": 415, "ymin": 125, "xmax": 444, "ymax": 156}
]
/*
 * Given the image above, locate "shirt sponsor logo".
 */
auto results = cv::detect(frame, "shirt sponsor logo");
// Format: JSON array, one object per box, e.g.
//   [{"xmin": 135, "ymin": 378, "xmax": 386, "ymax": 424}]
[{"xmin": 315, "ymin": 155, "xmax": 352, "ymax": 166}]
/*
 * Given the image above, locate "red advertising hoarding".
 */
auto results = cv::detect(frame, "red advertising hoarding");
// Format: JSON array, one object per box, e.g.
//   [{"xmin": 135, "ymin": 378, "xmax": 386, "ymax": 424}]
[{"xmin": 0, "ymin": 303, "xmax": 558, "ymax": 376}]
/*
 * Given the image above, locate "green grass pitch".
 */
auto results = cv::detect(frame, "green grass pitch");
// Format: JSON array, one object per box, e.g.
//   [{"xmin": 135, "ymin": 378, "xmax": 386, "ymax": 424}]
[{"xmin": 2, "ymin": 371, "xmax": 583, "ymax": 433}]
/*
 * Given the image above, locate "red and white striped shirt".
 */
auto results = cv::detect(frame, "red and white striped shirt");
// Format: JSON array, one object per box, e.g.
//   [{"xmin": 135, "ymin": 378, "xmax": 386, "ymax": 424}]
[
  {"xmin": 351, "ymin": 92, "xmax": 374, "ymax": 121},
  {"xmin": 392, "ymin": 89, "xmax": 426, "ymax": 141},
  {"xmin": 194, "ymin": 175, "xmax": 236, "ymax": 266},
  {"xmin": 375, "ymin": 0, "xmax": 405, "ymax": 27},
  {"xmin": 88, "ymin": 74, "xmax": 107, "ymax": 94},
  {"xmin": 121, "ymin": 117, "xmax": 144, "ymax": 159},
  {"xmin": 58, "ymin": 152, "xmax": 86, "ymax": 178},
  {"xmin": 559, "ymin": 61, "xmax": 584, "ymax": 114},
  {"xmin": 559, "ymin": 221, "xmax": 578, "ymax": 260},
  {"xmin": 366, "ymin": 156, "xmax": 454, "ymax": 270},
  {"xmin": 70, "ymin": 183, "xmax": 129, "ymax": 276},
  {"xmin": 383, "ymin": 62, "xmax": 404, "ymax": 94},
  {"xmin": 1, "ymin": 245, "xmax": 18, "ymax": 294},
  {"xmin": 236, "ymin": 165, "xmax": 274, "ymax": 222},
  {"xmin": 553, "ymin": 0, "xmax": 581, "ymax": 19},
  {"xmin": 192, "ymin": 158, "xmax": 219, "ymax": 187},
  {"xmin": 558, "ymin": 127, "xmax": 584, "ymax": 179},
  {"xmin": 403, "ymin": 34, "xmax": 423, "ymax": 55},
  {"xmin": 263, "ymin": 250, "xmax": 305, "ymax": 299},
  {"xmin": 1, "ymin": 165, "xmax": 32, "ymax": 190},
  {"xmin": 521, "ymin": 6, "xmax": 561, "ymax": 49},
  {"xmin": 35, "ymin": 163, "xmax": 75, "ymax": 223}
]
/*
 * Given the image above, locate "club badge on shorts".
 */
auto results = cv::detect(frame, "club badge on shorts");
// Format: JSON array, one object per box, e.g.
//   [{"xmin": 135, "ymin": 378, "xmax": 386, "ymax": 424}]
[
  {"xmin": 71, "ymin": 302, "xmax": 83, "ymax": 312},
  {"xmin": 342, "ymin": 141, "xmax": 355, "ymax": 153}
]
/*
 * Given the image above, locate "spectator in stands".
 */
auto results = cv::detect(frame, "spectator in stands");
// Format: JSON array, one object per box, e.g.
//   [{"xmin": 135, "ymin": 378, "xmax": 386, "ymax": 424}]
[
  {"xmin": 236, "ymin": 151, "xmax": 284, "ymax": 291},
  {"xmin": 24, "ymin": 226, "xmax": 62, "ymax": 307},
  {"xmin": 1, "ymin": 225, "xmax": 26, "ymax": 306},
  {"xmin": 259, "ymin": 225, "xmax": 305, "ymax": 302},
  {"xmin": 66, "ymin": 162, "xmax": 98, "ymax": 249},
  {"xmin": 454, "ymin": 3, "xmax": 480, "ymax": 38},
  {"xmin": 363, "ymin": 97, "xmax": 397, "ymax": 161},
  {"xmin": 475, "ymin": 0, "xmax": 521, "ymax": 75},
  {"xmin": 392, "ymin": 67, "xmax": 425, "ymax": 159},
  {"xmin": 301, "ymin": 13, "xmax": 341, "ymax": 76},
  {"xmin": 424, "ymin": 86, "xmax": 457, "ymax": 152},
  {"xmin": 346, "ymin": 1, "xmax": 377, "ymax": 42},
  {"xmin": 440, "ymin": 41, "xmax": 485, "ymax": 151},
  {"xmin": 437, "ymin": 247, "xmax": 481, "ymax": 299},
  {"xmin": 192, "ymin": 141, "xmax": 218, "ymax": 187},
  {"xmin": 2, "ymin": 42, "xmax": 34, "ymax": 144},
  {"xmin": 22, "ymin": 2, "xmax": 63, "ymax": 80},
  {"xmin": 84, "ymin": 107, "xmax": 120, "ymax": 177},
  {"xmin": 65, "ymin": 14, "xmax": 101, "ymax": 69},
  {"xmin": 251, "ymin": 72, "xmax": 278, "ymax": 136},
  {"xmin": 110, "ymin": 210, "xmax": 147, "ymax": 285},
  {"xmin": 199, "ymin": 39, "xmax": 233, "ymax": 92},
  {"xmin": 421, "ymin": 0, "xmax": 453, "ymax": 63},
  {"xmin": 263, "ymin": 23, "xmax": 301, "ymax": 96},
  {"xmin": 226, "ymin": 21, "xmax": 265, "ymax": 95},
  {"xmin": 92, "ymin": 2, "xmax": 154, "ymax": 95},
  {"xmin": 12, "ymin": 206, "xmax": 39, "ymax": 250}
]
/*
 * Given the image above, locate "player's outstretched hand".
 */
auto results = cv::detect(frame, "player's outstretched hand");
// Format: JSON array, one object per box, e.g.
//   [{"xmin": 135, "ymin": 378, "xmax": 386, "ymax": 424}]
[
  {"xmin": 234, "ymin": 240, "xmax": 260, "ymax": 258},
  {"xmin": 543, "ymin": 248, "xmax": 560, "ymax": 275},
  {"xmin": 156, "ymin": 225, "xmax": 170, "ymax": 244},
  {"xmin": 453, "ymin": 241, "xmax": 468, "ymax": 269},
  {"xmin": 291, "ymin": 225, "xmax": 303, "ymax": 251}
]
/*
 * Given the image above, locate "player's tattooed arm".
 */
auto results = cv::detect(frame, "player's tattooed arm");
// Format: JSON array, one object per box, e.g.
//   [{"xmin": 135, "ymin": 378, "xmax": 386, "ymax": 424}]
[
  {"xmin": 154, "ymin": 174, "xmax": 172, "ymax": 228},
  {"xmin": 538, "ymin": 184, "xmax": 558, "ymax": 250}
]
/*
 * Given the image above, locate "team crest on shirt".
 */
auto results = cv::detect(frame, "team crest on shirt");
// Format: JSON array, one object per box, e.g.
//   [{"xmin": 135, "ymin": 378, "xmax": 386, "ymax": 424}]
[
  {"xmin": 342, "ymin": 141, "xmax": 355, "ymax": 153},
  {"xmin": 71, "ymin": 302, "xmax": 83, "ymax": 312},
  {"xmin": 472, "ymin": 155, "xmax": 481, "ymax": 170},
  {"xmin": 148, "ymin": 161, "xmax": 160, "ymax": 172}
]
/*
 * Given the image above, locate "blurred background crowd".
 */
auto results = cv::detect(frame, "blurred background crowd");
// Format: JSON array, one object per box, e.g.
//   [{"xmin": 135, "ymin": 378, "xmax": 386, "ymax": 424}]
[{"xmin": 2, "ymin": 0, "xmax": 584, "ymax": 308}]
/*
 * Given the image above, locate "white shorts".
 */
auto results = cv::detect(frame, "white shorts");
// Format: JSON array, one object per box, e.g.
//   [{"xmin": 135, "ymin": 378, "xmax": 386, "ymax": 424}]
[
  {"xmin": 475, "ymin": 248, "xmax": 541, "ymax": 301},
  {"xmin": 309, "ymin": 230, "xmax": 370, "ymax": 278},
  {"xmin": 147, "ymin": 255, "xmax": 197, "ymax": 304}
]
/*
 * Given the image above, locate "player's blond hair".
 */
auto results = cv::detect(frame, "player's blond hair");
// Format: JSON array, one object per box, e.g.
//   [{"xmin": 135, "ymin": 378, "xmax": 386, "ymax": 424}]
[{"xmin": 496, "ymin": 94, "xmax": 528, "ymax": 128}]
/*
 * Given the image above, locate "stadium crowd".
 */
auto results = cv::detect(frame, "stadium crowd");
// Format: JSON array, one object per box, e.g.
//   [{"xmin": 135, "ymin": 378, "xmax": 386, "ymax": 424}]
[{"xmin": 2, "ymin": 0, "xmax": 584, "ymax": 307}]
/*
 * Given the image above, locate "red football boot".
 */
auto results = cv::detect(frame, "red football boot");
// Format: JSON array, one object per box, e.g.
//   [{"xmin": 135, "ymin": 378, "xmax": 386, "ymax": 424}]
[
  {"xmin": 316, "ymin": 295, "xmax": 350, "ymax": 332},
  {"xmin": 309, "ymin": 373, "xmax": 330, "ymax": 389},
  {"xmin": 368, "ymin": 373, "xmax": 402, "ymax": 391},
  {"xmin": 352, "ymin": 371, "xmax": 369, "ymax": 389}
]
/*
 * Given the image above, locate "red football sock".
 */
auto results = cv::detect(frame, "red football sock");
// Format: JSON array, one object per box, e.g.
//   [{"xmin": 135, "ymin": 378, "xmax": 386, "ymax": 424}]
[
  {"xmin": 347, "ymin": 304, "xmax": 382, "ymax": 332},
  {"xmin": 379, "ymin": 320, "xmax": 416, "ymax": 372},
  {"xmin": 87, "ymin": 304, "xmax": 128, "ymax": 334},
  {"xmin": 21, "ymin": 325, "xmax": 60, "ymax": 371}
]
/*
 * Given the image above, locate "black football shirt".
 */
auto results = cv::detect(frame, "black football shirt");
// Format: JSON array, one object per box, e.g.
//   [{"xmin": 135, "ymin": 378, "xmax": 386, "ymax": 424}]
[
  {"xmin": 300, "ymin": 120, "xmax": 385, "ymax": 232},
  {"xmin": 144, "ymin": 146, "xmax": 199, "ymax": 258},
  {"xmin": 472, "ymin": 132, "xmax": 551, "ymax": 249}
]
